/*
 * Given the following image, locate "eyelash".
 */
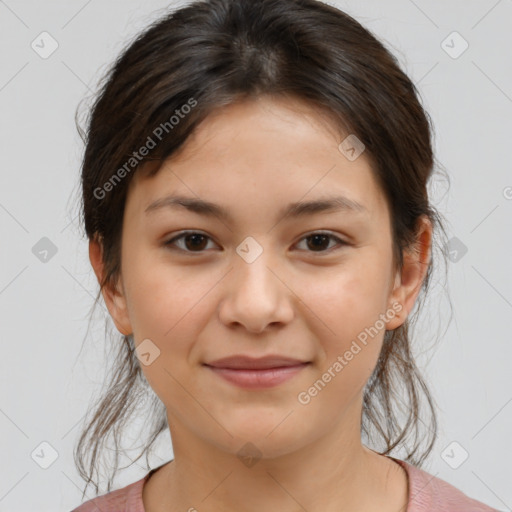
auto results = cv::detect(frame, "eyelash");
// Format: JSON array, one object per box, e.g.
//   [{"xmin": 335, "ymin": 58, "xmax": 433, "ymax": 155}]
[{"xmin": 163, "ymin": 231, "xmax": 348, "ymax": 255}]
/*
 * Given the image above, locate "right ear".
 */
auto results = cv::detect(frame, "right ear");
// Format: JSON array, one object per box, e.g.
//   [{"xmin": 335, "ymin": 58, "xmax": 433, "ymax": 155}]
[{"xmin": 89, "ymin": 236, "xmax": 133, "ymax": 336}]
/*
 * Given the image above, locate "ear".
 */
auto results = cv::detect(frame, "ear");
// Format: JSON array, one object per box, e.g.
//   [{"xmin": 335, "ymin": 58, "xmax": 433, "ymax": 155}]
[
  {"xmin": 89, "ymin": 235, "xmax": 133, "ymax": 336},
  {"xmin": 385, "ymin": 215, "xmax": 432, "ymax": 331}
]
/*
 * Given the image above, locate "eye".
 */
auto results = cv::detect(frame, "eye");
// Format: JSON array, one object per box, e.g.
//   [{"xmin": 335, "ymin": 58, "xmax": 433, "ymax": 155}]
[
  {"xmin": 164, "ymin": 231, "xmax": 218, "ymax": 253},
  {"xmin": 294, "ymin": 231, "xmax": 347, "ymax": 253},
  {"xmin": 164, "ymin": 230, "xmax": 347, "ymax": 254}
]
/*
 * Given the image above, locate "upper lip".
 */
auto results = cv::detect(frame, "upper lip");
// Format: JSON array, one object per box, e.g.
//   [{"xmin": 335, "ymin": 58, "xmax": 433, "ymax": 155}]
[{"xmin": 205, "ymin": 355, "xmax": 309, "ymax": 370}]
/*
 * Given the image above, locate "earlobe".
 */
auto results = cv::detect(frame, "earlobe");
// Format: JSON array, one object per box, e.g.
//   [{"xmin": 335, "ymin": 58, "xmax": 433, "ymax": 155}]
[
  {"xmin": 386, "ymin": 273, "xmax": 405, "ymax": 331},
  {"xmin": 385, "ymin": 216, "xmax": 432, "ymax": 331},
  {"xmin": 89, "ymin": 237, "xmax": 133, "ymax": 336}
]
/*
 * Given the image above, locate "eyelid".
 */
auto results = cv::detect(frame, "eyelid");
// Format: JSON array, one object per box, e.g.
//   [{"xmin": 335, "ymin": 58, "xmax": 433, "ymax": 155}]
[{"xmin": 164, "ymin": 230, "xmax": 348, "ymax": 254}]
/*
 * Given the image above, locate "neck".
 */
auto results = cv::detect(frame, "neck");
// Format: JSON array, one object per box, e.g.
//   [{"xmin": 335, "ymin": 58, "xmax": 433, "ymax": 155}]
[{"xmin": 143, "ymin": 406, "xmax": 408, "ymax": 511}]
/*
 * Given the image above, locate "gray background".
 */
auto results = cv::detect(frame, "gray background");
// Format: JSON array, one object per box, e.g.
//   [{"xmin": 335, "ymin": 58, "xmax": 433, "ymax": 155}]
[{"xmin": 0, "ymin": 0, "xmax": 511, "ymax": 511}]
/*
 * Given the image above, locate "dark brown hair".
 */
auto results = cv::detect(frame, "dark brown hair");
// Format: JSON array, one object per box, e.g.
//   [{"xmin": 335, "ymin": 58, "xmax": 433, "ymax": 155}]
[{"xmin": 72, "ymin": 0, "xmax": 451, "ymax": 497}]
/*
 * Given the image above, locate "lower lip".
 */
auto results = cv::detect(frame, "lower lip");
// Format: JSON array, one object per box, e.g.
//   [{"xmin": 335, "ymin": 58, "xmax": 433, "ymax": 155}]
[{"xmin": 205, "ymin": 363, "xmax": 310, "ymax": 389}]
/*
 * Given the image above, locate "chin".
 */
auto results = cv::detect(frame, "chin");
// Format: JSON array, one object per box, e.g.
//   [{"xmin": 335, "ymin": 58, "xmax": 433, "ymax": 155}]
[{"xmin": 213, "ymin": 420, "xmax": 313, "ymax": 461}]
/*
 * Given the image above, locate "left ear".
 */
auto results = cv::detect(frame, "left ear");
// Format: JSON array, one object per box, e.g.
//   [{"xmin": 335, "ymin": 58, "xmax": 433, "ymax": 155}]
[{"xmin": 385, "ymin": 215, "xmax": 432, "ymax": 331}]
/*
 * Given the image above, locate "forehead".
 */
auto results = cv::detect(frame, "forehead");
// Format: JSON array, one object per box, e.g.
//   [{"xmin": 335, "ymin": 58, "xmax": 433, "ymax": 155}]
[{"xmin": 127, "ymin": 96, "xmax": 388, "ymax": 224}]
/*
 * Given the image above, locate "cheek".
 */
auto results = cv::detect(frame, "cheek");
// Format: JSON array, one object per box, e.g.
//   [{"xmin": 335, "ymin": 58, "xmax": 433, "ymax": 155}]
[
  {"xmin": 300, "ymin": 255, "xmax": 391, "ymax": 370},
  {"xmin": 305, "ymin": 258, "xmax": 390, "ymax": 330},
  {"xmin": 123, "ymin": 259, "xmax": 221, "ymax": 391},
  {"xmin": 124, "ymin": 264, "xmax": 209, "ymax": 403},
  {"xmin": 124, "ymin": 249, "xmax": 210, "ymax": 335}
]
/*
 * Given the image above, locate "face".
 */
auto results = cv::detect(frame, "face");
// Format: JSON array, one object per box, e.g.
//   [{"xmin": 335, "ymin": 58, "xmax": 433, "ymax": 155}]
[{"xmin": 91, "ymin": 95, "xmax": 430, "ymax": 460}]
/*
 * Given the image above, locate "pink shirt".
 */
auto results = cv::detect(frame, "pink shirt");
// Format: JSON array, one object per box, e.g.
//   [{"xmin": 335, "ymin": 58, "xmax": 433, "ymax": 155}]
[{"xmin": 71, "ymin": 457, "xmax": 500, "ymax": 511}]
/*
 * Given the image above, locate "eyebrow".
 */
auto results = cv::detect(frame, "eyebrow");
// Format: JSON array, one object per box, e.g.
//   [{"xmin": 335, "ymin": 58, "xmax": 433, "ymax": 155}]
[{"xmin": 144, "ymin": 194, "xmax": 367, "ymax": 222}]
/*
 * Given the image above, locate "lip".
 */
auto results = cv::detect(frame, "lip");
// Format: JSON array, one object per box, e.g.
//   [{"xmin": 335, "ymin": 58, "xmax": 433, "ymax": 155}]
[
  {"xmin": 205, "ymin": 355, "xmax": 308, "ymax": 370},
  {"xmin": 204, "ymin": 355, "xmax": 311, "ymax": 389}
]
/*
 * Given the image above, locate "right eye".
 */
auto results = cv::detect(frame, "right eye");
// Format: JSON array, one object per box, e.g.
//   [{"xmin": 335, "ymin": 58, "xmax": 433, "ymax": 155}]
[{"xmin": 163, "ymin": 231, "xmax": 219, "ymax": 253}]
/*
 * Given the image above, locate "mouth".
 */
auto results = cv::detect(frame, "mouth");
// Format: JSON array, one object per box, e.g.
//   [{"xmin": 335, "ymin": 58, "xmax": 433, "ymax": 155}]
[
  {"xmin": 205, "ymin": 355, "xmax": 310, "ymax": 370},
  {"xmin": 203, "ymin": 355, "xmax": 311, "ymax": 389}
]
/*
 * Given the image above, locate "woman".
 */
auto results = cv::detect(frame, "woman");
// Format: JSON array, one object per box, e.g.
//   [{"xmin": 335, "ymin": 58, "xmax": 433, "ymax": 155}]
[{"xmin": 71, "ymin": 0, "xmax": 499, "ymax": 510}]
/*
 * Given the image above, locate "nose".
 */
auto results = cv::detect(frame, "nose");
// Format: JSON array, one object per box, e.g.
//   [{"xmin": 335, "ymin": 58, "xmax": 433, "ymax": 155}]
[{"xmin": 217, "ymin": 248, "xmax": 294, "ymax": 333}]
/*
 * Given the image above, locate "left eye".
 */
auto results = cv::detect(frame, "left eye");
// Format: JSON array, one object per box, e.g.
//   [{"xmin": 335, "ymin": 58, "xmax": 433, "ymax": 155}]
[
  {"xmin": 295, "ymin": 232, "xmax": 346, "ymax": 253},
  {"xmin": 164, "ymin": 231, "xmax": 346, "ymax": 254}
]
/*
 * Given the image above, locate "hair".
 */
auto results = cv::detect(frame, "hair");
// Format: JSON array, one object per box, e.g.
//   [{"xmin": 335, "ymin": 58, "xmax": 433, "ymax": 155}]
[{"xmin": 72, "ymin": 0, "xmax": 452, "ymax": 498}]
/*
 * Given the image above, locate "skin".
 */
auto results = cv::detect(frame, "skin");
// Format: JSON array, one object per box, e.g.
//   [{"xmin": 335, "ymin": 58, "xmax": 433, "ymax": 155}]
[{"xmin": 89, "ymin": 95, "xmax": 432, "ymax": 512}]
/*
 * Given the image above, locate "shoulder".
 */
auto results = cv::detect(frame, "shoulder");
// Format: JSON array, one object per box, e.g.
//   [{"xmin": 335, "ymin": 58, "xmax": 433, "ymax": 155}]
[
  {"xmin": 70, "ymin": 473, "xmax": 149, "ymax": 512},
  {"xmin": 391, "ymin": 457, "xmax": 501, "ymax": 512}
]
